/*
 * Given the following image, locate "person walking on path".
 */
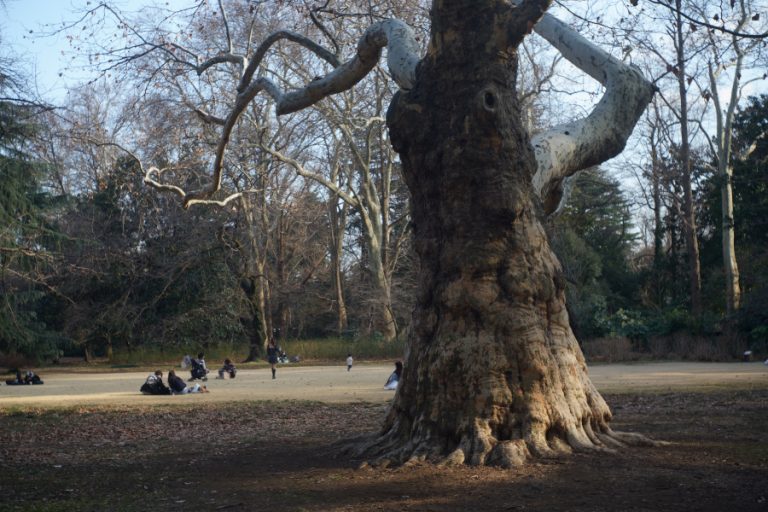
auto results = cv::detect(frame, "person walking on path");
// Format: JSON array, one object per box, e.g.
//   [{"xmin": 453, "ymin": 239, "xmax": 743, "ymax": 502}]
[
  {"xmin": 267, "ymin": 339, "xmax": 278, "ymax": 379},
  {"xmin": 346, "ymin": 353, "xmax": 354, "ymax": 372}
]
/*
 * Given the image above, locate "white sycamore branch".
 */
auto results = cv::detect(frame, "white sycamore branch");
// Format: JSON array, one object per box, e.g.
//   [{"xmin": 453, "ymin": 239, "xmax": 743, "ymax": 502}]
[
  {"xmin": 146, "ymin": 6, "xmax": 653, "ymax": 214},
  {"xmin": 529, "ymin": 13, "xmax": 656, "ymax": 213}
]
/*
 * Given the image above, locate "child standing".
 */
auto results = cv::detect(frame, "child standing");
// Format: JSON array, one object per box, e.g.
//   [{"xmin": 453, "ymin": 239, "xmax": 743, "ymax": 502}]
[{"xmin": 346, "ymin": 353, "xmax": 353, "ymax": 372}]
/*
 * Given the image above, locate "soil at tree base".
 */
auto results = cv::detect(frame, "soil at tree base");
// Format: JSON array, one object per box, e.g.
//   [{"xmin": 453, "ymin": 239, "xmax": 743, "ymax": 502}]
[{"xmin": 1, "ymin": 389, "xmax": 766, "ymax": 511}]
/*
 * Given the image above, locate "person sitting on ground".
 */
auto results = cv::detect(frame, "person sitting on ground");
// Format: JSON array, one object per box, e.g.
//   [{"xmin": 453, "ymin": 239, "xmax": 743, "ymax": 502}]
[
  {"xmin": 5, "ymin": 370, "xmax": 43, "ymax": 385},
  {"xmin": 189, "ymin": 352, "xmax": 210, "ymax": 381},
  {"xmin": 168, "ymin": 369, "xmax": 208, "ymax": 394},
  {"xmin": 384, "ymin": 361, "xmax": 403, "ymax": 390},
  {"xmin": 23, "ymin": 370, "xmax": 43, "ymax": 385},
  {"xmin": 140, "ymin": 370, "xmax": 171, "ymax": 395},
  {"xmin": 5, "ymin": 370, "xmax": 23, "ymax": 385},
  {"xmin": 217, "ymin": 358, "xmax": 237, "ymax": 379}
]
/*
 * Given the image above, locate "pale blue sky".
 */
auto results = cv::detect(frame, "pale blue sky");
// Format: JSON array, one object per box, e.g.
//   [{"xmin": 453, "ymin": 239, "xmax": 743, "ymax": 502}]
[
  {"xmin": 1, "ymin": 0, "xmax": 91, "ymax": 101},
  {"xmin": 0, "ymin": 0, "xmax": 185, "ymax": 102}
]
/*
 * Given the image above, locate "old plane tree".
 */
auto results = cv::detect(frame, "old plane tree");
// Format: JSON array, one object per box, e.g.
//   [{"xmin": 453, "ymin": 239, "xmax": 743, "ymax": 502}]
[{"xmin": 122, "ymin": 0, "xmax": 657, "ymax": 466}]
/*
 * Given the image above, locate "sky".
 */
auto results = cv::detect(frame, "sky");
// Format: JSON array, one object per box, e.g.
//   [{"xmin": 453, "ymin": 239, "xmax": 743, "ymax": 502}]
[
  {"xmin": 0, "ymin": 0, "xmax": 185, "ymax": 102},
  {"xmin": 1, "ymin": 0, "xmax": 92, "ymax": 101}
]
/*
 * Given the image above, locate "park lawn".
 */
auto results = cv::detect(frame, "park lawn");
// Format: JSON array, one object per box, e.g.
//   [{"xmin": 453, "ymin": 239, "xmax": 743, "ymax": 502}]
[{"xmin": 1, "ymin": 389, "xmax": 767, "ymax": 512}]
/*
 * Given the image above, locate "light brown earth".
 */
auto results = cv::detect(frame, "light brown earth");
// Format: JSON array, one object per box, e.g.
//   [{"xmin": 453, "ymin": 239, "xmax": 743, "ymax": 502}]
[
  {"xmin": 1, "ymin": 361, "xmax": 766, "ymax": 407},
  {"xmin": 1, "ymin": 361, "xmax": 767, "ymax": 512}
]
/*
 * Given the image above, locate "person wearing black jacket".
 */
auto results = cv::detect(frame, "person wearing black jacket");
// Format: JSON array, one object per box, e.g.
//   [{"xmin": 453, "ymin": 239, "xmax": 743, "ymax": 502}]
[
  {"xmin": 168, "ymin": 369, "xmax": 207, "ymax": 394},
  {"xmin": 140, "ymin": 370, "xmax": 171, "ymax": 395},
  {"xmin": 267, "ymin": 340, "xmax": 278, "ymax": 379}
]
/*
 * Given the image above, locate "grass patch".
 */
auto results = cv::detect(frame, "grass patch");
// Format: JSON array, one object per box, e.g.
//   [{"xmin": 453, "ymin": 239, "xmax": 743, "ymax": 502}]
[
  {"xmin": 98, "ymin": 337, "xmax": 406, "ymax": 368},
  {"xmin": 281, "ymin": 337, "xmax": 406, "ymax": 361}
]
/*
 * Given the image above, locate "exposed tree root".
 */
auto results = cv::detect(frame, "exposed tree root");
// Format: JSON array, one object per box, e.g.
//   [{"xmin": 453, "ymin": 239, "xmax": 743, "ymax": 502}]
[{"xmin": 347, "ymin": 412, "xmax": 664, "ymax": 469}]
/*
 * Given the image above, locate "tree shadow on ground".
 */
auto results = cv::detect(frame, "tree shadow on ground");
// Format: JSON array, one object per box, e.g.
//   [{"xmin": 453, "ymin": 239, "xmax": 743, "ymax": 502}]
[{"xmin": 1, "ymin": 391, "xmax": 766, "ymax": 511}]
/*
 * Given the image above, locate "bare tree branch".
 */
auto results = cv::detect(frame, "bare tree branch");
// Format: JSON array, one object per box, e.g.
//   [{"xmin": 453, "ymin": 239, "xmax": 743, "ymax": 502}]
[
  {"xmin": 642, "ymin": 0, "xmax": 768, "ymax": 40},
  {"xmin": 187, "ymin": 18, "xmax": 419, "ymax": 208}
]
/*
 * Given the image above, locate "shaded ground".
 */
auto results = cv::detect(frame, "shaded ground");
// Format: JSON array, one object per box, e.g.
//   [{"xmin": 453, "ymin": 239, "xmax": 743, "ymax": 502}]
[{"xmin": 1, "ymin": 364, "xmax": 767, "ymax": 511}]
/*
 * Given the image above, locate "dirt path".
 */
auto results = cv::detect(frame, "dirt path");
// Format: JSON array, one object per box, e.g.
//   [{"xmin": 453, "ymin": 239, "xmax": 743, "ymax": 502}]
[{"xmin": 1, "ymin": 361, "xmax": 766, "ymax": 408}]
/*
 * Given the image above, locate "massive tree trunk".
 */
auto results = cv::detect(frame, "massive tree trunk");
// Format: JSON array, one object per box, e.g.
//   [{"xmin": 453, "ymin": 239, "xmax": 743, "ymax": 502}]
[{"xmin": 359, "ymin": 0, "xmax": 652, "ymax": 467}]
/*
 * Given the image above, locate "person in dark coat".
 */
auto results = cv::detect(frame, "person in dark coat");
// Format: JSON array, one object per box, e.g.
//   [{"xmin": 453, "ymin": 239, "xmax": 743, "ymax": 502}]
[
  {"xmin": 140, "ymin": 370, "xmax": 171, "ymax": 395},
  {"xmin": 168, "ymin": 369, "xmax": 207, "ymax": 394},
  {"xmin": 267, "ymin": 340, "xmax": 278, "ymax": 380},
  {"xmin": 217, "ymin": 359, "xmax": 237, "ymax": 379}
]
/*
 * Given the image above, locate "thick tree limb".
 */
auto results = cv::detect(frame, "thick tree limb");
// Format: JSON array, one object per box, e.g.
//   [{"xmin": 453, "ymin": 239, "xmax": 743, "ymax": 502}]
[
  {"xmin": 237, "ymin": 30, "xmax": 342, "ymax": 93},
  {"xmin": 181, "ymin": 19, "xmax": 419, "ymax": 208},
  {"xmin": 530, "ymin": 13, "xmax": 656, "ymax": 213}
]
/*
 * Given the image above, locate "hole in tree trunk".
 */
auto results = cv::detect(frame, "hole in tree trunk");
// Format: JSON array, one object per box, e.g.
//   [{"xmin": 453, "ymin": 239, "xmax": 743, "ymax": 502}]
[{"xmin": 483, "ymin": 91, "xmax": 497, "ymax": 111}]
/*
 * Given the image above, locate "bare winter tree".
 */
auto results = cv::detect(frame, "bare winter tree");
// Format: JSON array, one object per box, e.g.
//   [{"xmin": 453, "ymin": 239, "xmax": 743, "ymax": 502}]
[
  {"xmin": 86, "ymin": 0, "xmax": 657, "ymax": 465},
  {"xmin": 623, "ymin": 0, "xmax": 767, "ymax": 317},
  {"xmin": 696, "ymin": 0, "xmax": 766, "ymax": 315}
]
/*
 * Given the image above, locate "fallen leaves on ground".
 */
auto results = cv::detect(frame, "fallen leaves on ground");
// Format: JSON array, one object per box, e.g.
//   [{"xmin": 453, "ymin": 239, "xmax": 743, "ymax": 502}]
[{"xmin": 0, "ymin": 401, "xmax": 387, "ymax": 466}]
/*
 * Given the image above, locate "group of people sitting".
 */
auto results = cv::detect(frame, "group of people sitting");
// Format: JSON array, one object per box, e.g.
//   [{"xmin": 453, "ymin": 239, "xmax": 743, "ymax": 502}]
[
  {"xmin": 141, "ymin": 353, "xmax": 403, "ymax": 394},
  {"xmin": 7, "ymin": 352, "xmax": 399, "ymax": 395},
  {"xmin": 141, "ymin": 369, "xmax": 210, "ymax": 395},
  {"xmin": 140, "ymin": 353, "xmax": 237, "ymax": 395},
  {"xmin": 180, "ymin": 353, "xmax": 237, "ymax": 381},
  {"xmin": 5, "ymin": 370, "xmax": 43, "ymax": 385}
]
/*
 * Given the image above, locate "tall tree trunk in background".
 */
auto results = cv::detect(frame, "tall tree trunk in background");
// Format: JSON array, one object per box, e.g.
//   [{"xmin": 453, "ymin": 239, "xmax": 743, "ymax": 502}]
[
  {"xmin": 721, "ymin": 173, "xmax": 740, "ymax": 314},
  {"xmin": 673, "ymin": 0, "xmax": 702, "ymax": 317},
  {"xmin": 83, "ymin": 342, "xmax": 93, "ymax": 364},
  {"xmin": 241, "ymin": 274, "xmax": 268, "ymax": 361},
  {"xmin": 704, "ymin": 1, "xmax": 755, "ymax": 316},
  {"xmin": 649, "ymin": 123, "xmax": 666, "ymax": 307},
  {"xmin": 362, "ymin": 0, "xmax": 652, "ymax": 467},
  {"xmin": 328, "ymin": 194, "xmax": 349, "ymax": 336},
  {"xmin": 106, "ymin": 335, "xmax": 114, "ymax": 362},
  {"xmin": 274, "ymin": 210, "xmax": 288, "ymax": 340},
  {"xmin": 239, "ymin": 195, "xmax": 268, "ymax": 362},
  {"xmin": 363, "ymin": 223, "xmax": 397, "ymax": 340}
]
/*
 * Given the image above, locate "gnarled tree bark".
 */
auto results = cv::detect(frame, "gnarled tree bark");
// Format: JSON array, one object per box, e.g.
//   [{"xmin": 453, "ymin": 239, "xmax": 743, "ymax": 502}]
[{"xmin": 355, "ymin": 0, "xmax": 657, "ymax": 467}]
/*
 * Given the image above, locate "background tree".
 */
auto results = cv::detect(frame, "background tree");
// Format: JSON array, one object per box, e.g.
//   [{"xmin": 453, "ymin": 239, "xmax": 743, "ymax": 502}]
[
  {"xmin": 0, "ymin": 45, "xmax": 64, "ymax": 361},
  {"xmin": 700, "ymin": 95, "xmax": 768, "ymax": 351},
  {"xmin": 696, "ymin": 0, "xmax": 766, "ymax": 316},
  {"xmin": 550, "ymin": 167, "xmax": 638, "ymax": 339}
]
